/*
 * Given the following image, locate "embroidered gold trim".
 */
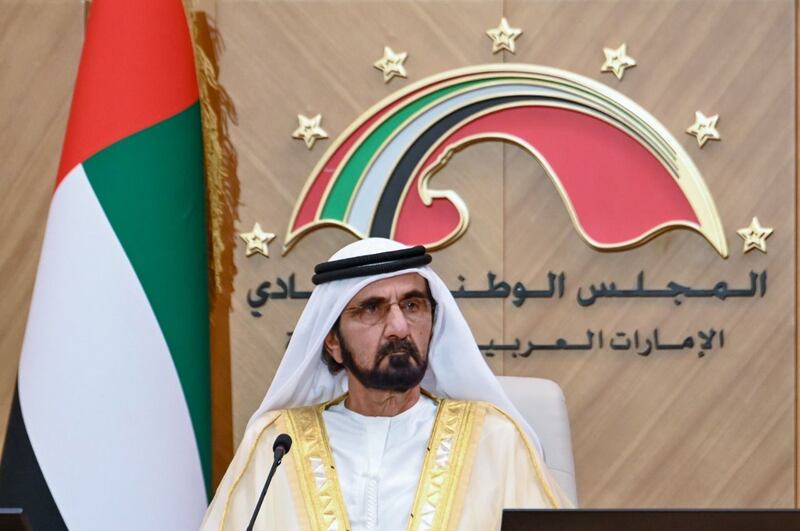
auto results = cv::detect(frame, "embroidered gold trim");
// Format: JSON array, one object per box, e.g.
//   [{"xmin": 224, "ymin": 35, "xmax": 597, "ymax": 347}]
[
  {"xmin": 285, "ymin": 406, "xmax": 352, "ymax": 531},
  {"xmin": 446, "ymin": 403, "xmax": 486, "ymax": 530},
  {"xmin": 407, "ymin": 400, "xmax": 476, "ymax": 531},
  {"xmin": 218, "ymin": 412, "xmax": 281, "ymax": 530}
]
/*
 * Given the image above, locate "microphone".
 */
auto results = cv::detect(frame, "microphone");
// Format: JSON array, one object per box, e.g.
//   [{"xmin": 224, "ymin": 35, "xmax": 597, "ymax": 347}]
[
  {"xmin": 246, "ymin": 433, "xmax": 293, "ymax": 531},
  {"xmin": 273, "ymin": 433, "xmax": 292, "ymax": 462}
]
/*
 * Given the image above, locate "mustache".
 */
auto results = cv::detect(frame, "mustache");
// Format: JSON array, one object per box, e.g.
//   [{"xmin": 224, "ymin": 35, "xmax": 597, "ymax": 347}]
[{"xmin": 376, "ymin": 338, "xmax": 420, "ymax": 364}]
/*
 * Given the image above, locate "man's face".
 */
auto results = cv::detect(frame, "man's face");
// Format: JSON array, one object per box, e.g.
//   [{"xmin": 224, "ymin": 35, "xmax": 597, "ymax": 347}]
[{"xmin": 324, "ymin": 273, "xmax": 434, "ymax": 392}]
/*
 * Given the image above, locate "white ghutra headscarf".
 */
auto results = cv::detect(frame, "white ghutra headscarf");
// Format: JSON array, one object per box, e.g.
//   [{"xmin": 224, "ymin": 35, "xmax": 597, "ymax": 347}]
[{"xmin": 247, "ymin": 238, "xmax": 543, "ymax": 454}]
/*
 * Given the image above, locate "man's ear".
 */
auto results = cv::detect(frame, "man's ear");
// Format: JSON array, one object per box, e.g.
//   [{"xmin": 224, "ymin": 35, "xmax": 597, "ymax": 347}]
[{"xmin": 324, "ymin": 329, "xmax": 343, "ymax": 364}]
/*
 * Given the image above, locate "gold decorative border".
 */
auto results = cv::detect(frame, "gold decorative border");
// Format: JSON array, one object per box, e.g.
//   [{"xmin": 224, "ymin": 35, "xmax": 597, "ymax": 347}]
[
  {"xmin": 407, "ymin": 400, "xmax": 477, "ymax": 531},
  {"xmin": 446, "ymin": 403, "xmax": 487, "ymax": 530},
  {"xmin": 285, "ymin": 406, "xmax": 351, "ymax": 531}
]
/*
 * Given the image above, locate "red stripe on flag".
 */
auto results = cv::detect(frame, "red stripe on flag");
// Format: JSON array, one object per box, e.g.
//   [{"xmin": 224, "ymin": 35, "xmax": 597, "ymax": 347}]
[{"xmin": 56, "ymin": 0, "xmax": 198, "ymax": 185}]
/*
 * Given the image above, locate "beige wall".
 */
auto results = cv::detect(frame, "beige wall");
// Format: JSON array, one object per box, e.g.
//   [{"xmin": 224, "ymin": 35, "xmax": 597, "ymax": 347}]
[
  {"xmin": 1, "ymin": 0, "xmax": 796, "ymax": 509},
  {"xmin": 0, "ymin": 0, "xmax": 83, "ymax": 458},
  {"xmin": 216, "ymin": 0, "xmax": 796, "ymax": 508}
]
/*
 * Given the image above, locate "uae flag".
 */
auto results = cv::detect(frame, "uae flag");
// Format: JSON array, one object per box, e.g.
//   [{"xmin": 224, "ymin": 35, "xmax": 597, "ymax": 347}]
[{"xmin": 0, "ymin": 1, "xmax": 211, "ymax": 529}]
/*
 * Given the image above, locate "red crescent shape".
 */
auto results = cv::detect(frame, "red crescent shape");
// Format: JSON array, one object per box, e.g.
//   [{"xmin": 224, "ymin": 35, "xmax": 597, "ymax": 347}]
[{"xmin": 394, "ymin": 106, "xmax": 698, "ymax": 246}]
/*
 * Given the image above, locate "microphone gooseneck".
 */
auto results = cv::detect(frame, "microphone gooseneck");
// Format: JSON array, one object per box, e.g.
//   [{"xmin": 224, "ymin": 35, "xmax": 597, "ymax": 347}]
[{"xmin": 246, "ymin": 433, "xmax": 293, "ymax": 531}]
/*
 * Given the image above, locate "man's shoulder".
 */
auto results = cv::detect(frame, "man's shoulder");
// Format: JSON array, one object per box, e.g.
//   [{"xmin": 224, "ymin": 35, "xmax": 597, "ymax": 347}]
[
  {"xmin": 252, "ymin": 403, "xmax": 320, "ymax": 424},
  {"xmin": 442, "ymin": 399, "xmax": 529, "ymax": 439},
  {"xmin": 263, "ymin": 400, "xmax": 326, "ymax": 422},
  {"xmin": 442, "ymin": 398, "xmax": 518, "ymax": 421},
  {"xmin": 254, "ymin": 402, "xmax": 328, "ymax": 428},
  {"xmin": 237, "ymin": 405, "xmax": 323, "ymax": 451},
  {"xmin": 241, "ymin": 409, "xmax": 284, "ymax": 438}
]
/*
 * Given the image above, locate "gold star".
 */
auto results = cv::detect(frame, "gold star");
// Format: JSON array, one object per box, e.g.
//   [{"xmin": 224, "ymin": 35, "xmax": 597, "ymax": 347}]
[
  {"xmin": 686, "ymin": 111, "xmax": 721, "ymax": 148},
  {"xmin": 240, "ymin": 223, "xmax": 276, "ymax": 258},
  {"xmin": 292, "ymin": 114, "xmax": 328, "ymax": 149},
  {"xmin": 486, "ymin": 17, "xmax": 522, "ymax": 54},
  {"xmin": 737, "ymin": 217, "xmax": 773, "ymax": 254},
  {"xmin": 601, "ymin": 43, "xmax": 636, "ymax": 80},
  {"xmin": 373, "ymin": 47, "xmax": 408, "ymax": 83}
]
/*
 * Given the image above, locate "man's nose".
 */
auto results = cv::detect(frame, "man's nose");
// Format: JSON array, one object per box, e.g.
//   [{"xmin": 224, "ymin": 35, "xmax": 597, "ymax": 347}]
[{"xmin": 383, "ymin": 302, "xmax": 411, "ymax": 337}]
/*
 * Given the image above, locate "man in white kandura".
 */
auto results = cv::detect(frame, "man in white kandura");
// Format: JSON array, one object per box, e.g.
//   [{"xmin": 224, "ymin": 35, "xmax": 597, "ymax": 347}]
[{"xmin": 202, "ymin": 238, "xmax": 571, "ymax": 530}]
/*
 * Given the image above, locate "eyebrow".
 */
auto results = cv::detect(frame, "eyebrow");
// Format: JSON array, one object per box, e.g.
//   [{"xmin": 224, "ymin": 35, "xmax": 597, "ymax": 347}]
[
  {"xmin": 354, "ymin": 289, "xmax": 428, "ymax": 307},
  {"xmin": 400, "ymin": 289, "xmax": 428, "ymax": 300}
]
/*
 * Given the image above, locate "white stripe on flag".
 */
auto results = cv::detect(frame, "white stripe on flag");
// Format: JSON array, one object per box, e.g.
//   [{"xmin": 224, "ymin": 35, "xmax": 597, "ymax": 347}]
[{"xmin": 18, "ymin": 164, "xmax": 207, "ymax": 531}]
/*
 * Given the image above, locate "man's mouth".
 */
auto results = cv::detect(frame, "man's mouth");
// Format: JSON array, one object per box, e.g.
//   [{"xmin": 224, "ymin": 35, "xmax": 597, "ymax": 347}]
[
  {"xmin": 376, "ymin": 338, "xmax": 421, "ymax": 367},
  {"xmin": 381, "ymin": 351, "xmax": 410, "ymax": 363}
]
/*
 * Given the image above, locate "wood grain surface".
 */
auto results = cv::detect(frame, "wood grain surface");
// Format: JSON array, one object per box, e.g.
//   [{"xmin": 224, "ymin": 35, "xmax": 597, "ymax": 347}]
[
  {"xmin": 501, "ymin": 0, "xmax": 796, "ymax": 507},
  {"xmin": 0, "ymin": 0, "xmax": 83, "ymax": 459},
  {"xmin": 215, "ymin": 0, "xmax": 505, "ymax": 439},
  {"xmin": 214, "ymin": 0, "xmax": 796, "ymax": 508}
]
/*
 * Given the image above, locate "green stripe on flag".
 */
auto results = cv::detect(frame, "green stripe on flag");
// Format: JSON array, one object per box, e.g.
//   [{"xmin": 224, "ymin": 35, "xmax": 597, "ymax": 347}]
[{"xmin": 83, "ymin": 102, "xmax": 211, "ymax": 495}]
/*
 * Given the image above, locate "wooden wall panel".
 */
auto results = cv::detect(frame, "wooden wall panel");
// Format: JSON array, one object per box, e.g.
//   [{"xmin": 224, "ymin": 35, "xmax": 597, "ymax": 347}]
[
  {"xmin": 216, "ymin": 0, "xmax": 796, "ymax": 507},
  {"xmin": 216, "ymin": 0, "xmax": 505, "ymax": 440},
  {"xmin": 500, "ymin": 0, "xmax": 796, "ymax": 507},
  {"xmin": 504, "ymin": 1, "xmax": 795, "ymax": 507},
  {"xmin": 0, "ymin": 0, "xmax": 83, "ymax": 458}
]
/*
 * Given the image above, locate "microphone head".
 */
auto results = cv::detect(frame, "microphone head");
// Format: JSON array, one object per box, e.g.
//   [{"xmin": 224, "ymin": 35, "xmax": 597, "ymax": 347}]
[{"xmin": 273, "ymin": 433, "xmax": 292, "ymax": 454}]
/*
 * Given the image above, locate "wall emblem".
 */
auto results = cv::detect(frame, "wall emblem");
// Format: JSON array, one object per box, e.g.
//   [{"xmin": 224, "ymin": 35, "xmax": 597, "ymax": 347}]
[{"xmin": 283, "ymin": 64, "xmax": 728, "ymax": 258}]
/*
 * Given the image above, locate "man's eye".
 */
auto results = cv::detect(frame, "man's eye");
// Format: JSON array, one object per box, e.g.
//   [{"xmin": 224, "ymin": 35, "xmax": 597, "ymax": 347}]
[
  {"xmin": 401, "ymin": 299, "xmax": 420, "ymax": 312},
  {"xmin": 361, "ymin": 302, "xmax": 380, "ymax": 314}
]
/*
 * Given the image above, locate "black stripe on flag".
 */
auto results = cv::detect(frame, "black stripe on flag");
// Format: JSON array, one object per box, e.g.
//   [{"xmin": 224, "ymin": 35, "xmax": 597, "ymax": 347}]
[{"xmin": 0, "ymin": 383, "xmax": 67, "ymax": 530}]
